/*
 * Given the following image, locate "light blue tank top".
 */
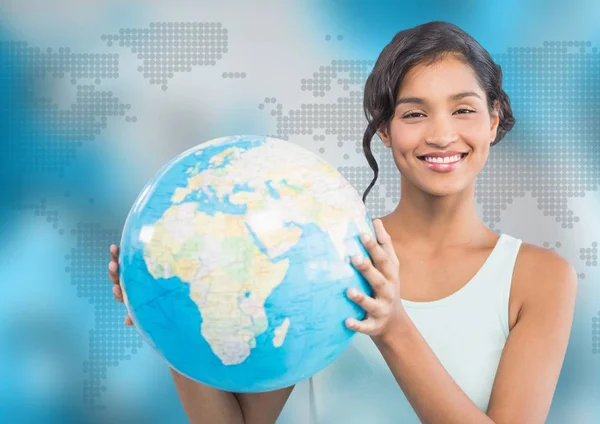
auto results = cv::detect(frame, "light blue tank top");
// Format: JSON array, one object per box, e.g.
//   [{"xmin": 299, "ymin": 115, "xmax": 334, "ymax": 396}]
[{"xmin": 277, "ymin": 233, "xmax": 523, "ymax": 424}]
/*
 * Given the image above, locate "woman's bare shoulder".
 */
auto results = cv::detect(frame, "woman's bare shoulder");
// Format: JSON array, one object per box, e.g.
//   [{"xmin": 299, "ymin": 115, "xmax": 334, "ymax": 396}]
[
  {"xmin": 515, "ymin": 241, "xmax": 576, "ymax": 283},
  {"xmin": 512, "ymin": 241, "xmax": 578, "ymax": 319}
]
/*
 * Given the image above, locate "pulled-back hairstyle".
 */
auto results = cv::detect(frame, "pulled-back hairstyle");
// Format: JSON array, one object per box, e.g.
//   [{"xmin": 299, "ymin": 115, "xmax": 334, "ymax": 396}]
[{"xmin": 361, "ymin": 21, "xmax": 515, "ymax": 203}]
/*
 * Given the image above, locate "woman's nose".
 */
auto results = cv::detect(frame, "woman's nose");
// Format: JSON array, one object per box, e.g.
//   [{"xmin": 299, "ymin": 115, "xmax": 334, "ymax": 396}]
[{"xmin": 424, "ymin": 115, "xmax": 458, "ymax": 147}]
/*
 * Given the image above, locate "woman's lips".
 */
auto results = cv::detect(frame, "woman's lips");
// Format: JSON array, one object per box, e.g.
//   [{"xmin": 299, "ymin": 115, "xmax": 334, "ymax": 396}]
[{"xmin": 418, "ymin": 153, "xmax": 468, "ymax": 173}]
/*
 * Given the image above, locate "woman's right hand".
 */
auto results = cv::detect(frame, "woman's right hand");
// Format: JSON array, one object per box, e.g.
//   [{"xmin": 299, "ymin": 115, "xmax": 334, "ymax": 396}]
[{"xmin": 108, "ymin": 244, "xmax": 134, "ymax": 326}]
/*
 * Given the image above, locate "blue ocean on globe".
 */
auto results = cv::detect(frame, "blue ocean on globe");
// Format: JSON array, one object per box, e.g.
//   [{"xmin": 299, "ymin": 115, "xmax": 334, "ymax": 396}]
[{"xmin": 119, "ymin": 135, "xmax": 375, "ymax": 392}]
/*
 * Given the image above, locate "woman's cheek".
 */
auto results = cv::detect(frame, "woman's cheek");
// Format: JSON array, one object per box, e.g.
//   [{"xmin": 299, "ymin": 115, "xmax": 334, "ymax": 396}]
[
  {"xmin": 393, "ymin": 122, "xmax": 423, "ymax": 148},
  {"xmin": 457, "ymin": 117, "xmax": 489, "ymax": 140}
]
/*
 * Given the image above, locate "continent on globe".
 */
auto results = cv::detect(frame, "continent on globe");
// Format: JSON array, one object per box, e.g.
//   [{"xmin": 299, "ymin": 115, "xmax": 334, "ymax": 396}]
[{"xmin": 145, "ymin": 208, "xmax": 290, "ymax": 365}]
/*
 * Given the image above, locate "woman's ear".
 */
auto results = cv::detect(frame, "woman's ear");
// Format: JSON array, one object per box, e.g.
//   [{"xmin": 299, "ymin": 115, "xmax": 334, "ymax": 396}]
[
  {"xmin": 490, "ymin": 100, "xmax": 500, "ymax": 142},
  {"xmin": 378, "ymin": 125, "xmax": 392, "ymax": 149}
]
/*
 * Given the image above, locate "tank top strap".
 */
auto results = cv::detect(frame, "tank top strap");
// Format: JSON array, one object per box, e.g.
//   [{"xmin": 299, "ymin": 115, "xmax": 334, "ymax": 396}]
[{"xmin": 483, "ymin": 233, "xmax": 523, "ymax": 338}]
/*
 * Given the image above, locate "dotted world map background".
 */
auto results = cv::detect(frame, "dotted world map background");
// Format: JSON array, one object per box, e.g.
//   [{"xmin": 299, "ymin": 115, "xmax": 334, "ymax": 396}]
[{"xmin": 2, "ymin": 20, "xmax": 599, "ymax": 422}]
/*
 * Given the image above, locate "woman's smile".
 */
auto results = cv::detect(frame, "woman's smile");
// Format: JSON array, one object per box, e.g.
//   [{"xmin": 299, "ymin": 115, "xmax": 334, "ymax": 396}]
[{"xmin": 417, "ymin": 152, "xmax": 469, "ymax": 173}]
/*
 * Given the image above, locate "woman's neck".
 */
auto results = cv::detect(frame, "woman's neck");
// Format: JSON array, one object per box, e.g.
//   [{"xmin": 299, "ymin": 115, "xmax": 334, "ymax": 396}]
[{"xmin": 380, "ymin": 182, "xmax": 491, "ymax": 252}]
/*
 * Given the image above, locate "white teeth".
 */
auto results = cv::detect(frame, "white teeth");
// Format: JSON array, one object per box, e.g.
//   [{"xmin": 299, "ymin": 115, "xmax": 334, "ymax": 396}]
[{"xmin": 423, "ymin": 154, "xmax": 462, "ymax": 163}]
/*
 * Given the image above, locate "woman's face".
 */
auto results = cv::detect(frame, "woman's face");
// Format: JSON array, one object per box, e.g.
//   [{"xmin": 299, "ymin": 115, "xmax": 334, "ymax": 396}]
[{"xmin": 378, "ymin": 54, "xmax": 500, "ymax": 197}]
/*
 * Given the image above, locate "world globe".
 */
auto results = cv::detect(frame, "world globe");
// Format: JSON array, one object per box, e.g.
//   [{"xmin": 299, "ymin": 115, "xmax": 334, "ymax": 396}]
[{"xmin": 119, "ymin": 134, "xmax": 375, "ymax": 392}]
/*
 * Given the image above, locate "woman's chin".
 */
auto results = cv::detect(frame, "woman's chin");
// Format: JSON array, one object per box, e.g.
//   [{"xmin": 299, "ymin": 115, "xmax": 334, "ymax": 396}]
[{"xmin": 417, "ymin": 179, "xmax": 475, "ymax": 198}]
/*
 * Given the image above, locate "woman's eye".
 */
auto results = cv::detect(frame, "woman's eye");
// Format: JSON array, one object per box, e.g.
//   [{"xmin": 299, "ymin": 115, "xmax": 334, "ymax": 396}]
[
  {"xmin": 402, "ymin": 112, "xmax": 425, "ymax": 119},
  {"xmin": 455, "ymin": 108, "xmax": 476, "ymax": 115},
  {"xmin": 402, "ymin": 109, "xmax": 475, "ymax": 119}
]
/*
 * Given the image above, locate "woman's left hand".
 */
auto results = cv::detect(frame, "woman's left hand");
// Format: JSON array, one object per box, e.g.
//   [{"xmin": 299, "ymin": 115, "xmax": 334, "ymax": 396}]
[{"xmin": 345, "ymin": 218, "xmax": 406, "ymax": 340}]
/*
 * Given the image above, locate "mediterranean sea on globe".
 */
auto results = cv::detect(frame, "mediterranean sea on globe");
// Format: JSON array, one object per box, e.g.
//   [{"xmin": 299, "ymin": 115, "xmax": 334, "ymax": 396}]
[{"xmin": 118, "ymin": 134, "xmax": 375, "ymax": 392}]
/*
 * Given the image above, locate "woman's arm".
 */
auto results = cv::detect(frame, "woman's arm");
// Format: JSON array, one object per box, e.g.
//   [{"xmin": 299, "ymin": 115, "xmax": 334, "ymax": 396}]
[
  {"xmin": 170, "ymin": 368, "xmax": 244, "ymax": 424},
  {"xmin": 171, "ymin": 368, "xmax": 294, "ymax": 424},
  {"xmin": 345, "ymin": 223, "xmax": 577, "ymax": 424},
  {"xmin": 485, "ymin": 246, "xmax": 577, "ymax": 423},
  {"xmin": 373, "ymin": 246, "xmax": 577, "ymax": 424},
  {"xmin": 234, "ymin": 386, "xmax": 295, "ymax": 424}
]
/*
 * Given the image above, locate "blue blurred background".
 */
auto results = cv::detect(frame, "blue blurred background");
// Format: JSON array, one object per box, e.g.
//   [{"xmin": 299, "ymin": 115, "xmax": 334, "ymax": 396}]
[{"xmin": 0, "ymin": 0, "xmax": 599, "ymax": 422}]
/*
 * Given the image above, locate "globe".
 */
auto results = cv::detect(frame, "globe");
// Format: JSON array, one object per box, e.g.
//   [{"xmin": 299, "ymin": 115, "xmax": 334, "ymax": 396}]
[{"xmin": 119, "ymin": 134, "xmax": 375, "ymax": 392}]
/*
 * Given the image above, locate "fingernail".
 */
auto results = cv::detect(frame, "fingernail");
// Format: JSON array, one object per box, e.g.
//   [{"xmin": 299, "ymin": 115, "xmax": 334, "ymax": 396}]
[
  {"xmin": 361, "ymin": 233, "xmax": 371, "ymax": 243},
  {"xmin": 351, "ymin": 255, "xmax": 363, "ymax": 265},
  {"xmin": 347, "ymin": 288, "xmax": 357, "ymax": 297}
]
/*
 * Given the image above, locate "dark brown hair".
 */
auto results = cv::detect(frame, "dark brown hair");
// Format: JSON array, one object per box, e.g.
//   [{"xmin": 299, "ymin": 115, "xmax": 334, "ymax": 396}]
[{"xmin": 361, "ymin": 21, "xmax": 515, "ymax": 203}]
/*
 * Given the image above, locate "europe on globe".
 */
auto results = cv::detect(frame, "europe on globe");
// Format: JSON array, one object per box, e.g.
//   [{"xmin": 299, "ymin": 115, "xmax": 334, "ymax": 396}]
[{"xmin": 118, "ymin": 135, "xmax": 374, "ymax": 392}]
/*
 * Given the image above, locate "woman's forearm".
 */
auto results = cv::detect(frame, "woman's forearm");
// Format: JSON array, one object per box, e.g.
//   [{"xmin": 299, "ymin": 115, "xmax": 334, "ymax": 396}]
[
  {"xmin": 170, "ymin": 367, "xmax": 245, "ymax": 424},
  {"xmin": 169, "ymin": 367, "xmax": 294, "ymax": 424},
  {"xmin": 374, "ymin": 313, "xmax": 493, "ymax": 424}
]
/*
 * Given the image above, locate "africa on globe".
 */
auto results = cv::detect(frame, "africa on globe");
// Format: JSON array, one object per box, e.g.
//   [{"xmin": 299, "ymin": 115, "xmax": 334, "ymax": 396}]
[{"xmin": 118, "ymin": 134, "xmax": 374, "ymax": 392}]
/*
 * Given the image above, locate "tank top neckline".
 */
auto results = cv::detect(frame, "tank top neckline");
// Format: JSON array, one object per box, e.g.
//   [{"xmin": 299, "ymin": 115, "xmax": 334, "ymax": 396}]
[{"xmin": 400, "ymin": 233, "xmax": 507, "ymax": 309}]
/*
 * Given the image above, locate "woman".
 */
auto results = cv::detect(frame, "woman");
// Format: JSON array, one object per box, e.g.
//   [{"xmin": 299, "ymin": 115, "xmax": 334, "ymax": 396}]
[{"xmin": 108, "ymin": 21, "xmax": 577, "ymax": 424}]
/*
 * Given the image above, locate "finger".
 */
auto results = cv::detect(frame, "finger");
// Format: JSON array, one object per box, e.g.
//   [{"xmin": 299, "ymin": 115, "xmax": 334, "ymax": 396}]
[
  {"xmin": 346, "ymin": 287, "xmax": 383, "ymax": 316},
  {"xmin": 359, "ymin": 231, "xmax": 392, "ymax": 279},
  {"xmin": 373, "ymin": 219, "xmax": 398, "ymax": 264},
  {"xmin": 108, "ymin": 261, "xmax": 119, "ymax": 285},
  {"xmin": 125, "ymin": 315, "xmax": 133, "ymax": 326},
  {"xmin": 110, "ymin": 244, "xmax": 119, "ymax": 261},
  {"xmin": 113, "ymin": 285, "xmax": 124, "ymax": 302},
  {"xmin": 345, "ymin": 316, "xmax": 379, "ymax": 335},
  {"xmin": 351, "ymin": 255, "xmax": 388, "ymax": 293}
]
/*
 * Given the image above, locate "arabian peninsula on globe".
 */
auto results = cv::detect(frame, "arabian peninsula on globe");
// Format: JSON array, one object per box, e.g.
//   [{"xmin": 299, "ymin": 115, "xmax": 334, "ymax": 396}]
[{"xmin": 119, "ymin": 135, "xmax": 374, "ymax": 392}]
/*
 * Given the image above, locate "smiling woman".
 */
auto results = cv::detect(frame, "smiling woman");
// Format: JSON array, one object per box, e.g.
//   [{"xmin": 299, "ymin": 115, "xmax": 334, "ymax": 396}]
[{"xmin": 306, "ymin": 21, "xmax": 577, "ymax": 424}]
